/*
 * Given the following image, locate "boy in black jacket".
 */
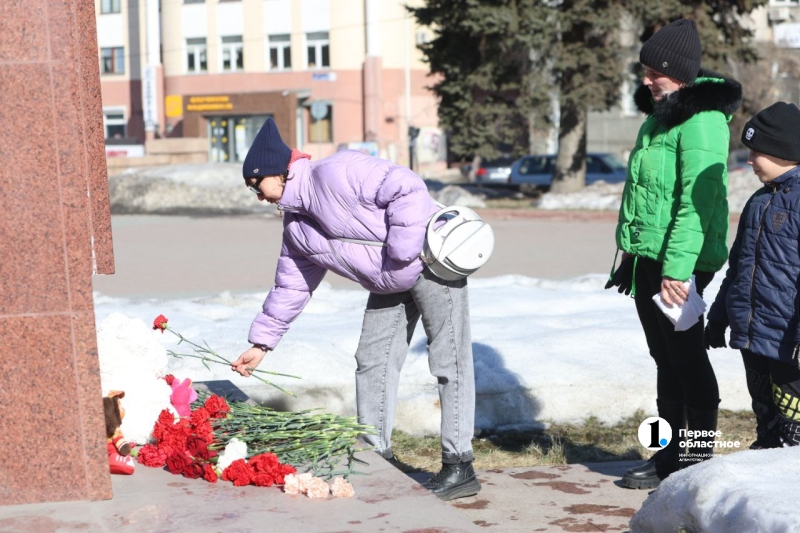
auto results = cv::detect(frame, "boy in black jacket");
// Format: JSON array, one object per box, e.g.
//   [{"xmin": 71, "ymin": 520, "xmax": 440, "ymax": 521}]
[{"xmin": 706, "ymin": 102, "xmax": 800, "ymax": 448}]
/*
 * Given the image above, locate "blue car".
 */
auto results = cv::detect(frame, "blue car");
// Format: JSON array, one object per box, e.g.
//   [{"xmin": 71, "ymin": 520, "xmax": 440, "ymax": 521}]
[{"xmin": 509, "ymin": 153, "xmax": 628, "ymax": 191}]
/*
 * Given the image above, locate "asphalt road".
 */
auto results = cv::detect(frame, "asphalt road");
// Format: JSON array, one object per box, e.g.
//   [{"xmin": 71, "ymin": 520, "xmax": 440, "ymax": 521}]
[{"xmin": 91, "ymin": 211, "xmax": 734, "ymax": 298}]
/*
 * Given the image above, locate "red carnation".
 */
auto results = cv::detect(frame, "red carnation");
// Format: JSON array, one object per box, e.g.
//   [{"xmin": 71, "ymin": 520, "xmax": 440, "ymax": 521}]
[
  {"xmin": 137, "ymin": 444, "xmax": 168, "ymax": 468},
  {"xmin": 160, "ymin": 420, "xmax": 191, "ymax": 454},
  {"xmin": 249, "ymin": 452, "xmax": 280, "ymax": 473},
  {"xmin": 204, "ymin": 395, "xmax": 230, "ymax": 419},
  {"xmin": 152, "ymin": 409, "xmax": 175, "ymax": 442},
  {"xmin": 190, "ymin": 407, "xmax": 210, "ymax": 428},
  {"xmin": 183, "ymin": 461, "xmax": 205, "ymax": 479},
  {"xmin": 222, "ymin": 459, "xmax": 252, "ymax": 487},
  {"xmin": 193, "ymin": 420, "xmax": 214, "ymax": 443},
  {"xmin": 252, "ymin": 472, "xmax": 275, "ymax": 487},
  {"xmin": 203, "ymin": 464, "xmax": 218, "ymax": 483},
  {"xmin": 186, "ymin": 436, "xmax": 215, "ymax": 460},
  {"xmin": 153, "ymin": 314, "xmax": 169, "ymax": 333},
  {"xmin": 163, "ymin": 374, "xmax": 176, "ymax": 386},
  {"xmin": 274, "ymin": 463, "xmax": 297, "ymax": 484},
  {"xmin": 165, "ymin": 451, "xmax": 192, "ymax": 475}
]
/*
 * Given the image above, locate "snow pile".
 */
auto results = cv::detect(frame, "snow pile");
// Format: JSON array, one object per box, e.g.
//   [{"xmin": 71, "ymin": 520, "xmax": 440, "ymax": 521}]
[
  {"xmin": 107, "ymin": 162, "xmax": 763, "ymax": 216},
  {"xmin": 537, "ymin": 181, "xmax": 625, "ymax": 211},
  {"xmin": 93, "ymin": 273, "xmax": 751, "ymax": 436},
  {"xmin": 429, "ymin": 184, "xmax": 486, "ymax": 208},
  {"xmin": 109, "ymin": 163, "xmax": 278, "ymax": 216},
  {"xmin": 96, "ymin": 313, "xmax": 174, "ymax": 444},
  {"xmin": 538, "ymin": 167, "xmax": 761, "ymax": 214},
  {"xmin": 631, "ymin": 447, "xmax": 800, "ymax": 533}
]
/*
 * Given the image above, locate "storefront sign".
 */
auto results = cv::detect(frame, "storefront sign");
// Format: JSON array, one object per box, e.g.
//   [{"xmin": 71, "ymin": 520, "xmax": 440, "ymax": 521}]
[
  {"xmin": 165, "ymin": 95, "xmax": 183, "ymax": 118},
  {"xmin": 105, "ymin": 144, "xmax": 145, "ymax": 158},
  {"xmin": 142, "ymin": 65, "xmax": 158, "ymax": 130},
  {"xmin": 186, "ymin": 95, "xmax": 234, "ymax": 112},
  {"xmin": 311, "ymin": 72, "xmax": 337, "ymax": 81}
]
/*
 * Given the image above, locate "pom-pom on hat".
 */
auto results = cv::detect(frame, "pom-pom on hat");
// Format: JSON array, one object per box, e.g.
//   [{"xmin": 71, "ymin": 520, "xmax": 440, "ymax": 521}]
[
  {"xmin": 640, "ymin": 18, "xmax": 702, "ymax": 84},
  {"xmin": 242, "ymin": 117, "xmax": 292, "ymax": 179},
  {"xmin": 742, "ymin": 102, "xmax": 800, "ymax": 163}
]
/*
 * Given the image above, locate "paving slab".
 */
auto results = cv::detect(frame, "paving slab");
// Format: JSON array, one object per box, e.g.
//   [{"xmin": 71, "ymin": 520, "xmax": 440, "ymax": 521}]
[
  {"xmin": 0, "ymin": 451, "xmax": 481, "ymax": 533},
  {"xmin": 408, "ymin": 461, "xmax": 650, "ymax": 532}
]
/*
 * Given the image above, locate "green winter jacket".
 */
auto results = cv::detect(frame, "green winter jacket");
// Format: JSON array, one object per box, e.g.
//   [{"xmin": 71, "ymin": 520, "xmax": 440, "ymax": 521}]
[{"xmin": 616, "ymin": 71, "xmax": 742, "ymax": 281}]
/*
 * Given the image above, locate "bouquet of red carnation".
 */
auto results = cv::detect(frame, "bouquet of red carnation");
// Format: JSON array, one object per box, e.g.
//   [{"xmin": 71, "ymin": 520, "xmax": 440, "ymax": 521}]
[{"xmin": 136, "ymin": 391, "xmax": 229, "ymax": 483}]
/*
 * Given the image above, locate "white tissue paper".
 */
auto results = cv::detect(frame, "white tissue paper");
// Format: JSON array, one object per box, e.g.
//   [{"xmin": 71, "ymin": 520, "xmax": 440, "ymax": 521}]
[{"xmin": 652, "ymin": 275, "xmax": 707, "ymax": 331}]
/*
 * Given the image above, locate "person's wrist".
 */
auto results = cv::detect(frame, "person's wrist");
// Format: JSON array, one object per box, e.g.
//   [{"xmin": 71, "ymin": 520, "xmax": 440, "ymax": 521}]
[{"xmin": 252, "ymin": 344, "xmax": 268, "ymax": 352}]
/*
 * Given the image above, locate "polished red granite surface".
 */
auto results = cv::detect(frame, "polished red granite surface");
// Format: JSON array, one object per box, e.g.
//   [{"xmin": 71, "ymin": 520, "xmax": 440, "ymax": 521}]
[{"xmin": 0, "ymin": 0, "xmax": 114, "ymax": 505}]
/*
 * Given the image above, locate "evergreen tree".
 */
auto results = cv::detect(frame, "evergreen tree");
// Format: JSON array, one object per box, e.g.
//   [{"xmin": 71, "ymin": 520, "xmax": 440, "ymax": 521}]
[
  {"xmin": 550, "ymin": 0, "xmax": 626, "ymax": 193},
  {"xmin": 409, "ymin": 0, "xmax": 554, "ymax": 163}
]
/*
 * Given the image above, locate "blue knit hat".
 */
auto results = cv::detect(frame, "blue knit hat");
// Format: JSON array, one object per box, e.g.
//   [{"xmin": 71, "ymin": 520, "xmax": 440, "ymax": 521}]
[{"xmin": 242, "ymin": 118, "xmax": 292, "ymax": 178}]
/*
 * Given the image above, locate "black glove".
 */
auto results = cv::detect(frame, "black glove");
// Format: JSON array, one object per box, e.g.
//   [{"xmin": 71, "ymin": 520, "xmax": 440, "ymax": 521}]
[
  {"xmin": 605, "ymin": 256, "xmax": 634, "ymax": 296},
  {"xmin": 704, "ymin": 319, "xmax": 728, "ymax": 349}
]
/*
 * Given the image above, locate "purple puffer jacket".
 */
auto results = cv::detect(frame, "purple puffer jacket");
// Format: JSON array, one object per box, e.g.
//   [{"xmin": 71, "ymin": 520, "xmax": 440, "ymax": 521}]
[{"xmin": 248, "ymin": 150, "xmax": 440, "ymax": 349}]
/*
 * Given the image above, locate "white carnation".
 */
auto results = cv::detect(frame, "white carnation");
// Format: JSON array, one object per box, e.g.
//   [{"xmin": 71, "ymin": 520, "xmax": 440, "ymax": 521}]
[{"xmin": 216, "ymin": 437, "xmax": 248, "ymax": 473}]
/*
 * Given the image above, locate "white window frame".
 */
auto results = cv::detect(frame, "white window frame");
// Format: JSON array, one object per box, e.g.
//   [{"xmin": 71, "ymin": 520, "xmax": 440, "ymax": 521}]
[
  {"xmin": 268, "ymin": 34, "xmax": 292, "ymax": 71},
  {"xmin": 103, "ymin": 108, "xmax": 127, "ymax": 139},
  {"xmin": 220, "ymin": 35, "xmax": 244, "ymax": 72},
  {"xmin": 306, "ymin": 31, "xmax": 330, "ymax": 69},
  {"xmin": 100, "ymin": 47, "xmax": 125, "ymax": 75},
  {"xmin": 100, "ymin": 0, "xmax": 121, "ymax": 14},
  {"xmin": 186, "ymin": 37, "xmax": 208, "ymax": 74}
]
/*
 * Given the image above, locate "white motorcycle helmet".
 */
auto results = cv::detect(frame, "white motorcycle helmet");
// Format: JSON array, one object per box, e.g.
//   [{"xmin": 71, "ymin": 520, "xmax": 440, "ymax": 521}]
[{"xmin": 422, "ymin": 204, "xmax": 495, "ymax": 281}]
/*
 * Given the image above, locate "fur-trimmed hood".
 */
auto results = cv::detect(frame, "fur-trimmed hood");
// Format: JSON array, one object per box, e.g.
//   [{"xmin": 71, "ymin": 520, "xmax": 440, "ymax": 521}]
[{"xmin": 634, "ymin": 68, "xmax": 742, "ymax": 129}]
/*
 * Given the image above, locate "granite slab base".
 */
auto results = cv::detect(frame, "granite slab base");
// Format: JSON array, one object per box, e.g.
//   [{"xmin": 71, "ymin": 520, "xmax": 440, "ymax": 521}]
[{"xmin": 0, "ymin": 451, "xmax": 480, "ymax": 533}]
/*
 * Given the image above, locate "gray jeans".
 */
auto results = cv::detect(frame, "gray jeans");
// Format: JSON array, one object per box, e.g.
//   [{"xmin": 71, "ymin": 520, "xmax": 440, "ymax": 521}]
[{"xmin": 354, "ymin": 267, "xmax": 475, "ymax": 464}]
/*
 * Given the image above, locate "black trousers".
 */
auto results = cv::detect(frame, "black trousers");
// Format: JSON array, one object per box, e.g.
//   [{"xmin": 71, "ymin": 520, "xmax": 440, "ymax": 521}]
[
  {"xmin": 633, "ymin": 257, "xmax": 719, "ymax": 410},
  {"xmin": 742, "ymin": 349, "xmax": 800, "ymax": 446}
]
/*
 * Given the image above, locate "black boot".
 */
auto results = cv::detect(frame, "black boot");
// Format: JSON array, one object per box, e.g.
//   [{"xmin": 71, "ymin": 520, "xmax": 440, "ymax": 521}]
[
  {"xmin": 744, "ymin": 357, "xmax": 782, "ymax": 449},
  {"xmin": 621, "ymin": 399, "xmax": 685, "ymax": 490},
  {"xmin": 423, "ymin": 461, "xmax": 481, "ymax": 501},
  {"xmin": 750, "ymin": 397, "xmax": 782, "ymax": 449},
  {"xmin": 681, "ymin": 407, "xmax": 719, "ymax": 468}
]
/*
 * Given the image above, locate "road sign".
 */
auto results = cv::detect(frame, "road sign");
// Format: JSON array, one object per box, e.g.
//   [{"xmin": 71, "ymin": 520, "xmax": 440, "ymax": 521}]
[{"xmin": 310, "ymin": 102, "xmax": 328, "ymax": 120}]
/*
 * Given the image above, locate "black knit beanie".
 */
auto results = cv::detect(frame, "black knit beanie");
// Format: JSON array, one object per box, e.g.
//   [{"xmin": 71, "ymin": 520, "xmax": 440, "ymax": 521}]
[
  {"xmin": 742, "ymin": 102, "xmax": 800, "ymax": 163},
  {"xmin": 242, "ymin": 117, "xmax": 292, "ymax": 178},
  {"xmin": 640, "ymin": 19, "xmax": 702, "ymax": 84}
]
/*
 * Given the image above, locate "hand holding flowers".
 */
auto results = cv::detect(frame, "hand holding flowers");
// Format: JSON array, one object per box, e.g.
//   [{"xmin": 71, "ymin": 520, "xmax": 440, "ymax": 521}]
[{"xmin": 152, "ymin": 315, "xmax": 299, "ymax": 397}]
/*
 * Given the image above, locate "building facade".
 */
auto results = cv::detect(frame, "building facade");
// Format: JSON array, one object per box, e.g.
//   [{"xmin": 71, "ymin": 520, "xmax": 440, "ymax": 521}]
[{"xmin": 96, "ymin": 0, "xmax": 443, "ymax": 168}]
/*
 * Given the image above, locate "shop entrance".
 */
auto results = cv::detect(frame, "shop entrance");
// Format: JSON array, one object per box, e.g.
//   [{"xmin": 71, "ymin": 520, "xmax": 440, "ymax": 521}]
[{"xmin": 208, "ymin": 115, "xmax": 272, "ymax": 163}]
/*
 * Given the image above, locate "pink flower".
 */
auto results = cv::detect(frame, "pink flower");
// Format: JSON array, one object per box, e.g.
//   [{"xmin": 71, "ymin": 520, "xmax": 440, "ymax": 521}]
[
  {"xmin": 305, "ymin": 477, "xmax": 330, "ymax": 499},
  {"xmin": 330, "ymin": 477, "xmax": 355, "ymax": 498},
  {"xmin": 283, "ymin": 472, "xmax": 311, "ymax": 495}
]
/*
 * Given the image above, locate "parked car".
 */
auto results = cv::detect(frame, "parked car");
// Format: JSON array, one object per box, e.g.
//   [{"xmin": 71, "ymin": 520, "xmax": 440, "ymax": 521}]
[
  {"xmin": 471, "ymin": 157, "xmax": 518, "ymax": 186},
  {"xmin": 509, "ymin": 153, "xmax": 628, "ymax": 191}
]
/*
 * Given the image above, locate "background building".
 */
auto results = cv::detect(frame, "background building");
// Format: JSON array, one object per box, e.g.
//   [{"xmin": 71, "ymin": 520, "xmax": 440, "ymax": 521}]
[{"xmin": 96, "ymin": 0, "xmax": 445, "ymax": 171}]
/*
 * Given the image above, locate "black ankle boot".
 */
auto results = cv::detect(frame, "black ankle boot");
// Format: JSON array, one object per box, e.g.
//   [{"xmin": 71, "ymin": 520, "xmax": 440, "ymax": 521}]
[
  {"xmin": 423, "ymin": 461, "xmax": 481, "ymax": 501},
  {"xmin": 750, "ymin": 398, "xmax": 782, "ymax": 449},
  {"xmin": 622, "ymin": 399, "xmax": 685, "ymax": 490},
  {"xmin": 681, "ymin": 407, "xmax": 719, "ymax": 467}
]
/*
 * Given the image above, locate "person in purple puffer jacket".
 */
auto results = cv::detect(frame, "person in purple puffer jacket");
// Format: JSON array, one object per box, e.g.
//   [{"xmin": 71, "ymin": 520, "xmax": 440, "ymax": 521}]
[{"xmin": 230, "ymin": 118, "xmax": 480, "ymax": 501}]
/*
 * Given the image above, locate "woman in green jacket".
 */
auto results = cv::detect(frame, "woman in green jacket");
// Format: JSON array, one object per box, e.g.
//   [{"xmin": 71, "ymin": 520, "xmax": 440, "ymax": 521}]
[{"xmin": 606, "ymin": 19, "xmax": 742, "ymax": 489}]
